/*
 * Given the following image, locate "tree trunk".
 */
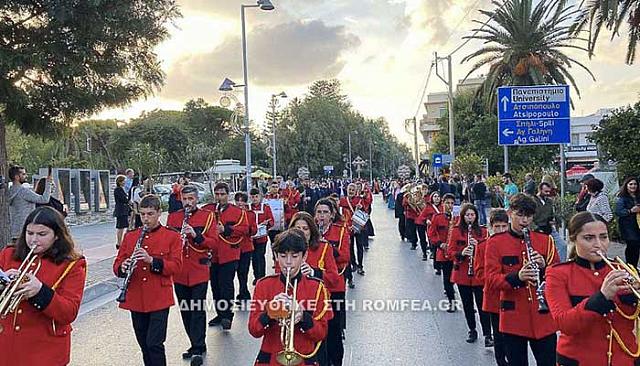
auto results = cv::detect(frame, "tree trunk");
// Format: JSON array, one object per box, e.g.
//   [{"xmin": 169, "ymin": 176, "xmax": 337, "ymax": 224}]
[{"xmin": 0, "ymin": 112, "xmax": 11, "ymax": 248}]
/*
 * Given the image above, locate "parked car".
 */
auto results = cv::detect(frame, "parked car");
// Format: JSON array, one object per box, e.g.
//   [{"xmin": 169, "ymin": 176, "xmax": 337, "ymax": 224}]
[
  {"xmin": 189, "ymin": 181, "xmax": 211, "ymax": 203},
  {"xmin": 152, "ymin": 184, "xmax": 172, "ymax": 204}
]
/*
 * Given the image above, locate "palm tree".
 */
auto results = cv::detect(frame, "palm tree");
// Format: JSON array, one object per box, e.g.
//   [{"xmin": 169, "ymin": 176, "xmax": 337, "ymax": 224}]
[
  {"xmin": 571, "ymin": 0, "xmax": 640, "ymax": 64},
  {"xmin": 462, "ymin": 0, "xmax": 594, "ymax": 110}
]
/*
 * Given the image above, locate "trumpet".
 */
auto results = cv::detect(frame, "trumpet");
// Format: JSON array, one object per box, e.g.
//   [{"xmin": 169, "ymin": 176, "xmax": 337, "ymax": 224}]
[
  {"xmin": 467, "ymin": 224, "xmax": 475, "ymax": 277},
  {"xmin": 0, "ymin": 243, "xmax": 42, "ymax": 318},
  {"xmin": 597, "ymin": 251, "xmax": 640, "ymax": 299},
  {"xmin": 522, "ymin": 228, "xmax": 549, "ymax": 313},
  {"xmin": 276, "ymin": 267, "xmax": 303, "ymax": 366}
]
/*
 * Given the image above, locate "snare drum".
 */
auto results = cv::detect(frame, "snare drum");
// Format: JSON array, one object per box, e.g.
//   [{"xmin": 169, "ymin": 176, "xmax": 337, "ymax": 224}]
[
  {"xmin": 253, "ymin": 224, "xmax": 268, "ymax": 239},
  {"xmin": 351, "ymin": 209, "xmax": 369, "ymax": 233}
]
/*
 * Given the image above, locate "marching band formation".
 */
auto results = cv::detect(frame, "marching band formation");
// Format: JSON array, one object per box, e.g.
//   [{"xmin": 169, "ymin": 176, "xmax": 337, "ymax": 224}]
[{"xmin": 1, "ymin": 175, "xmax": 640, "ymax": 366}]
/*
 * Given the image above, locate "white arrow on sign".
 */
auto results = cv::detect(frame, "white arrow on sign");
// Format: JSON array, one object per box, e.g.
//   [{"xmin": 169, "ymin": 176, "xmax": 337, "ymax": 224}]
[
  {"xmin": 502, "ymin": 128, "xmax": 514, "ymax": 137},
  {"xmin": 501, "ymin": 96, "xmax": 509, "ymax": 112}
]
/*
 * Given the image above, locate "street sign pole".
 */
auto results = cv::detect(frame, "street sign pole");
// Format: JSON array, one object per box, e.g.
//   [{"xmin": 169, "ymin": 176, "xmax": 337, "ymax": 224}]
[{"xmin": 503, "ymin": 146, "xmax": 509, "ymax": 173}]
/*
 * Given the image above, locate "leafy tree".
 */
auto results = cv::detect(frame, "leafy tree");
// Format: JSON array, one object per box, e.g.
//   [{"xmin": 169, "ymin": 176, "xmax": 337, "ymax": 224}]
[
  {"xmin": 572, "ymin": 0, "xmax": 640, "ymax": 64},
  {"xmin": 462, "ymin": 0, "xmax": 594, "ymax": 109},
  {"xmin": 590, "ymin": 102, "xmax": 640, "ymax": 179},
  {"xmin": 0, "ymin": 0, "xmax": 180, "ymax": 244},
  {"xmin": 452, "ymin": 153, "xmax": 485, "ymax": 177}
]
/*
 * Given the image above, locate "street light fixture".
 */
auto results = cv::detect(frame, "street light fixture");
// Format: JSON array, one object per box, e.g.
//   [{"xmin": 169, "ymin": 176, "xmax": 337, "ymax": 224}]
[
  {"xmin": 232, "ymin": 0, "xmax": 274, "ymax": 190},
  {"xmin": 270, "ymin": 91, "xmax": 287, "ymax": 178}
]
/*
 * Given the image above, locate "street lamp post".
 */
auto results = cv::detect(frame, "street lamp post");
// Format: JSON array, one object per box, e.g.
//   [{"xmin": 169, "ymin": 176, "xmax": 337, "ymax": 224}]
[
  {"xmin": 348, "ymin": 133, "xmax": 353, "ymax": 180},
  {"xmin": 240, "ymin": 0, "xmax": 274, "ymax": 190},
  {"xmin": 369, "ymin": 139, "xmax": 373, "ymax": 184},
  {"xmin": 270, "ymin": 91, "xmax": 287, "ymax": 178}
]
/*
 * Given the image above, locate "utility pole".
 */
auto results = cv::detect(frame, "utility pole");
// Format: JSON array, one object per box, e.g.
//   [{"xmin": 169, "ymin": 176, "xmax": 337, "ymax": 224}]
[
  {"xmin": 413, "ymin": 117, "xmax": 419, "ymax": 178},
  {"xmin": 348, "ymin": 133, "xmax": 353, "ymax": 180},
  {"xmin": 434, "ymin": 52, "xmax": 455, "ymax": 170}
]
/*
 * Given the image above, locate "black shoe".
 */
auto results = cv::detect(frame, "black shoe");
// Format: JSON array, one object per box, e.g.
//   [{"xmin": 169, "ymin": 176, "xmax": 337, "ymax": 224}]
[
  {"xmin": 357, "ymin": 267, "xmax": 365, "ymax": 276},
  {"xmin": 252, "ymin": 279, "xmax": 257, "ymax": 286},
  {"xmin": 348, "ymin": 280, "xmax": 355, "ymax": 289},
  {"xmin": 208, "ymin": 316, "xmax": 221, "ymax": 327},
  {"xmin": 422, "ymin": 254, "xmax": 429, "ymax": 261},
  {"xmin": 182, "ymin": 351, "xmax": 193, "ymax": 360},
  {"xmin": 221, "ymin": 318, "xmax": 232, "ymax": 330},
  {"xmin": 435, "ymin": 269, "xmax": 442, "ymax": 276},
  {"xmin": 364, "ymin": 246, "xmax": 370, "ymax": 251},
  {"xmin": 446, "ymin": 300, "xmax": 456, "ymax": 313},
  {"xmin": 466, "ymin": 330, "xmax": 478, "ymax": 343},
  {"xmin": 190, "ymin": 355, "xmax": 204, "ymax": 366},
  {"xmin": 410, "ymin": 245, "xmax": 417, "ymax": 250},
  {"xmin": 429, "ymin": 251, "xmax": 435, "ymax": 259},
  {"xmin": 484, "ymin": 335, "xmax": 494, "ymax": 347}
]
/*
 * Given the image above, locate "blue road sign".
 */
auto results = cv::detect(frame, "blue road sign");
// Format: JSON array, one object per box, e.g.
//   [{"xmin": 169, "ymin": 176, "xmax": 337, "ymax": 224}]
[
  {"xmin": 432, "ymin": 154, "xmax": 443, "ymax": 167},
  {"xmin": 497, "ymin": 85, "xmax": 571, "ymax": 146}
]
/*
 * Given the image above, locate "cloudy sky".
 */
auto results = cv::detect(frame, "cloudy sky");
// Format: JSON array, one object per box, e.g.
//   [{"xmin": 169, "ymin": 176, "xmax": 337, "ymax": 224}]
[{"xmin": 95, "ymin": 0, "xmax": 640, "ymax": 147}]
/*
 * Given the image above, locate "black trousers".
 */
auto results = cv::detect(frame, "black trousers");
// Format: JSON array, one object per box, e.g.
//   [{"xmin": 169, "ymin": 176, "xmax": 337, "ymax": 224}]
[
  {"xmin": 327, "ymin": 292, "xmax": 346, "ymax": 366},
  {"xmin": 174, "ymin": 282, "xmax": 208, "ymax": 354},
  {"xmin": 350, "ymin": 232, "xmax": 367, "ymax": 269},
  {"xmin": 503, "ymin": 332, "xmax": 557, "ymax": 366},
  {"xmin": 625, "ymin": 240, "xmax": 640, "ymax": 268},
  {"xmin": 131, "ymin": 308, "xmax": 169, "ymax": 366},
  {"xmin": 490, "ymin": 312, "xmax": 508, "ymax": 366},
  {"xmin": 397, "ymin": 214, "xmax": 406, "ymax": 240},
  {"xmin": 440, "ymin": 261, "xmax": 455, "ymax": 300},
  {"xmin": 209, "ymin": 260, "xmax": 238, "ymax": 321},
  {"xmin": 457, "ymin": 284, "xmax": 491, "ymax": 336},
  {"xmin": 405, "ymin": 218, "xmax": 417, "ymax": 246},
  {"xmin": 416, "ymin": 224, "xmax": 428, "ymax": 256},
  {"xmin": 237, "ymin": 251, "xmax": 253, "ymax": 298},
  {"xmin": 267, "ymin": 230, "xmax": 281, "ymax": 246},
  {"xmin": 252, "ymin": 241, "xmax": 267, "ymax": 281}
]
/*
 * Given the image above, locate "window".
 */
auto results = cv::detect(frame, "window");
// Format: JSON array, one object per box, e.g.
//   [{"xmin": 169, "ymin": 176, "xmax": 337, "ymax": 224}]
[
  {"xmin": 571, "ymin": 133, "xmax": 580, "ymax": 145},
  {"xmin": 439, "ymin": 107, "xmax": 447, "ymax": 118}
]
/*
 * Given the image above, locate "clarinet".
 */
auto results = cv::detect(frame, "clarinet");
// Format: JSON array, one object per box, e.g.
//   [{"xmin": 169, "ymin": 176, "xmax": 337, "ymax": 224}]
[
  {"xmin": 181, "ymin": 207, "xmax": 193, "ymax": 250},
  {"xmin": 117, "ymin": 225, "xmax": 148, "ymax": 303},
  {"xmin": 467, "ymin": 224, "xmax": 475, "ymax": 277},
  {"xmin": 523, "ymin": 228, "xmax": 549, "ymax": 313}
]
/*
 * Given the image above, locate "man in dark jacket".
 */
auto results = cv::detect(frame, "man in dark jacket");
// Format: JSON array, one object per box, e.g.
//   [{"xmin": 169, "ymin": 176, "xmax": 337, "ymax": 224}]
[
  {"xmin": 395, "ymin": 187, "xmax": 406, "ymax": 241},
  {"xmin": 574, "ymin": 174, "xmax": 594, "ymax": 212}
]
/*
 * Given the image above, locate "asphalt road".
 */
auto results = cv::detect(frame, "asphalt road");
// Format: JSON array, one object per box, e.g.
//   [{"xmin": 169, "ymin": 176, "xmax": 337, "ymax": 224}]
[{"xmin": 69, "ymin": 197, "xmax": 514, "ymax": 366}]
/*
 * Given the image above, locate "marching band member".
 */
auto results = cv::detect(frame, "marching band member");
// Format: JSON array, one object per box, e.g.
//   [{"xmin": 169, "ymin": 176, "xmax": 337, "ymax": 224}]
[
  {"xmin": 0, "ymin": 207, "xmax": 87, "ymax": 366},
  {"xmin": 475, "ymin": 209, "xmax": 510, "ymax": 366},
  {"xmin": 428, "ymin": 193, "xmax": 457, "ymax": 312},
  {"xmin": 315, "ymin": 198, "xmax": 351, "ymax": 365},
  {"xmin": 417, "ymin": 192, "xmax": 442, "ymax": 267},
  {"xmin": 265, "ymin": 182, "xmax": 284, "ymax": 246},
  {"xmin": 447, "ymin": 203, "xmax": 492, "ymax": 345},
  {"xmin": 547, "ymin": 212, "xmax": 640, "ymax": 366},
  {"xmin": 484, "ymin": 193, "xmax": 559, "ymax": 366},
  {"xmin": 282, "ymin": 181, "xmax": 301, "ymax": 229},
  {"xmin": 414, "ymin": 184, "xmax": 431, "ymax": 259},
  {"xmin": 248, "ymin": 229, "xmax": 333, "ymax": 366},
  {"xmin": 250, "ymin": 188, "xmax": 275, "ymax": 284},
  {"xmin": 402, "ymin": 186, "xmax": 421, "ymax": 251},
  {"xmin": 114, "ymin": 195, "xmax": 183, "ymax": 366},
  {"xmin": 203, "ymin": 182, "xmax": 248, "ymax": 330},
  {"xmin": 166, "ymin": 185, "xmax": 217, "ymax": 364},
  {"xmin": 234, "ymin": 192, "xmax": 258, "ymax": 301},
  {"xmin": 357, "ymin": 182, "xmax": 375, "ymax": 244},
  {"xmin": 339, "ymin": 183, "xmax": 370, "ymax": 276}
]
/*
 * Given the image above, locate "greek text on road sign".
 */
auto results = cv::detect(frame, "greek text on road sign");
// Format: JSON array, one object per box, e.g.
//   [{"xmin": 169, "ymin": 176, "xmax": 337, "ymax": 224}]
[{"xmin": 497, "ymin": 85, "xmax": 570, "ymax": 146}]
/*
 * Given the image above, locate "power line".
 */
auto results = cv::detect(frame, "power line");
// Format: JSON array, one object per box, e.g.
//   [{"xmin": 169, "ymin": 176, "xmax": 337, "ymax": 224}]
[{"xmin": 413, "ymin": 62, "xmax": 435, "ymax": 119}]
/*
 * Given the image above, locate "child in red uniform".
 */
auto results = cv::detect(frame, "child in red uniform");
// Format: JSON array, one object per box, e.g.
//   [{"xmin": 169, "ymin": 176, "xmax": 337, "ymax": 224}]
[
  {"xmin": 0, "ymin": 207, "xmax": 86, "ymax": 366},
  {"xmin": 484, "ymin": 193, "xmax": 559, "ymax": 366},
  {"xmin": 427, "ymin": 193, "xmax": 457, "ymax": 312},
  {"xmin": 235, "ymin": 192, "xmax": 258, "ymax": 301},
  {"xmin": 547, "ymin": 212, "xmax": 640, "ymax": 366},
  {"xmin": 250, "ymin": 188, "xmax": 275, "ymax": 284},
  {"xmin": 114, "ymin": 195, "xmax": 183, "ymax": 366},
  {"xmin": 475, "ymin": 208, "xmax": 509, "ymax": 366},
  {"xmin": 447, "ymin": 203, "xmax": 491, "ymax": 345},
  {"xmin": 249, "ymin": 229, "xmax": 333, "ymax": 366}
]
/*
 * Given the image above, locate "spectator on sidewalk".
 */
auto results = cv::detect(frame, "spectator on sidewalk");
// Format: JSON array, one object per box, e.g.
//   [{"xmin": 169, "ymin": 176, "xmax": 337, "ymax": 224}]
[
  {"xmin": 123, "ymin": 168, "xmax": 135, "ymax": 193},
  {"xmin": 523, "ymin": 173, "xmax": 536, "ymax": 196},
  {"xmin": 472, "ymin": 175, "xmax": 489, "ymax": 225},
  {"xmin": 532, "ymin": 182, "xmax": 567, "ymax": 261},
  {"xmin": 574, "ymin": 173, "xmax": 595, "ymax": 212},
  {"xmin": 502, "ymin": 173, "xmax": 518, "ymax": 209},
  {"xmin": 8, "ymin": 165, "xmax": 52, "ymax": 241},
  {"xmin": 35, "ymin": 177, "xmax": 67, "ymax": 217},
  {"xmin": 113, "ymin": 175, "xmax": 130, "ymax": 249},
  {"xmin": 585, "ymin": 178, "xmax": 613, "ymax": 223},
  {"xmin": 615, "ymin": 177, "xmax": 640, "ymax": 268},
  {"xmin": 128, "ymin": 177, "xmax": 143, "ymax": 229}
]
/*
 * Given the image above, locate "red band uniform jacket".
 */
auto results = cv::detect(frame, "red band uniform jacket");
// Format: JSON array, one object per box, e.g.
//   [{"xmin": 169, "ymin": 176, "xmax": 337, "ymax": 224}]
[
  {"xmin": 282, "ymin": 188, "xmax": 301, "ymax": 225},
  {"xmin": 166, "ymin": 208, "xmax": 218, "ymax": 287},
  {"xmin": 113, "ymin": 225, "xmax": 183, "ymax": 313},
  {"xmin": 273, "ymin": 242, "xmax": 341, "ymax": 295},
  {"xmin": 251, "ymin": 203, "xmax": 275, "ymax": 246},
  {"xmin": 0, "ymin": 248, "xmax": 87, "ymax": 366},
  {"xmin": 339, "ymin": 196, "xmax": 370, "ymax": 230},
  {"xmin": 401, "ymin": 195, "xmax": 420, "ymax": 221},
  {"xmin": 202, "ymin": 203, "xmax": 249, "ymax": 265},
  {"xmin": 546, "ymin": 257, "xmax": 640, "ymax": 366},
  {"xmin": 484, "ymin": 229, "xmax": 559, "ymax": 339},
  {"xmin": 474, "ymin": 237, "xmax": 500, "ymax": 314},
  {"xmin": 447, "ymin": 225, "xmax": 488, "ymax": 287},
  {"xmin": 321, "ymin": 223, "xmax": 350, "ymax": 293},
  {"xmin": 427, "ymin": 212, "xmax": 457, "ymax": 262},
  {"xmin": 416, "ymin": 203, "xmax": 440, "ymax": 227},
  {"xmin": 242, "ymin": 209, "xmax": 259, "ymax": 254},
  {"xmin": 249, "ymin": 272, "xmax": 333, "ymax": 366}
]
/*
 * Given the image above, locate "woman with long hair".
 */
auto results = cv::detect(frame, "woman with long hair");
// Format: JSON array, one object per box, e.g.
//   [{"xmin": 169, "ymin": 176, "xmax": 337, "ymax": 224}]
[
  {"xmin": 34, "ymin": 178, "xmax": 66, "ymax": 217},
  {"xmin": 547, "ymin": 211, "xmax": 640, "ymax": 365},
  {"xmin": 113, "ymin": 175, "xmax": 130, "ymax": 249},
  {"xmin": 0, "ymin": 207, "xmax": 87, "ymax": 366},
  {"xmin": 615, "ymin": 177, "xmax": 640, "ymax": 268},
  {"xmin": 447, "ymin": 203, "xmax": 492, "ymax": 345},
  {"xmin": 585, "ymin": 178, "xmax": 613, "ymax": 223}
]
